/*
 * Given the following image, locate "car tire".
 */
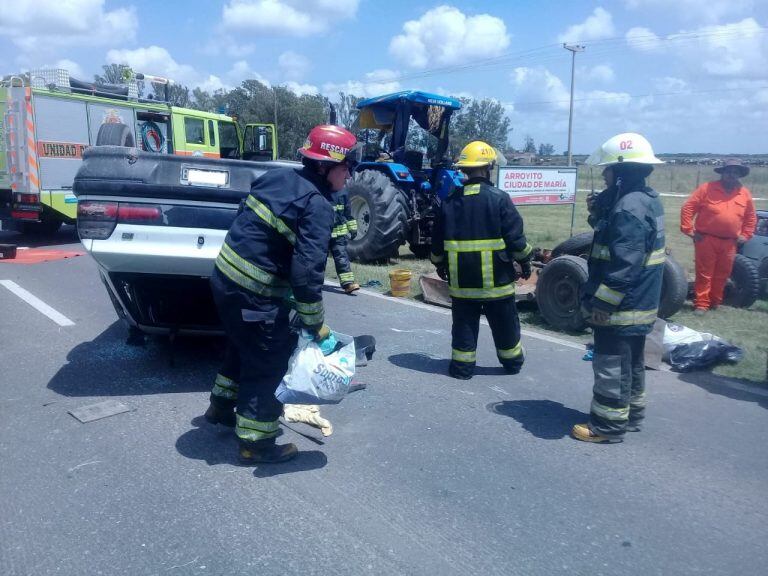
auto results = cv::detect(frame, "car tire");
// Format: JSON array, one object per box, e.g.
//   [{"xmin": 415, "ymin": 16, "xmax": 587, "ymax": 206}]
[
  {"xmin": 724, "ymin": 254, "xmax": 760, "ymax": 308},
  {"xmin": 658, "ymin": 254, "xmax": 688, "ymax": 318},
  {"xmin": 759, "ymin": 258, "xmax": 768, "ymax": 299},
  {"xmin": 96, "ymin": 123, "xmax": 136, "ymax": 147},
  {"xmin": 536, "ymin": 255, "xmax": 589, "ymax": 331},
  {"xmin": 550, "ymin": 231, "xmax": 688, "ymax": 318},
  {"xmin": 551, "ymin": 232, "xmax": 593, "ymax": 259}
]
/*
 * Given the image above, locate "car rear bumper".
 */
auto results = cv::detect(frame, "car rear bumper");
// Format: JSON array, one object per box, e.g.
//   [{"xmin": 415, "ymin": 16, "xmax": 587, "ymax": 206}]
[{"xmin": 85, "ymin": 223, "xmax": 227, "ymax": 333}]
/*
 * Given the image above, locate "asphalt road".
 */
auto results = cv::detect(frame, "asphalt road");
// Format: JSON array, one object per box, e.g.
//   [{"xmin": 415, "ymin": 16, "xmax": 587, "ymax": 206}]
[{"xmin": 1, "ymin": 227, "xmax": 767, "ymax": 576}]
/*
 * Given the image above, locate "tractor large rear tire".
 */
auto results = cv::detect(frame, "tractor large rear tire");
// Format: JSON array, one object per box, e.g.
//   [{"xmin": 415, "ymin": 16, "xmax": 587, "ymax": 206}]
[
  {"xmin": 346, "ymin": 170, "xmax": 409, "ymax": 262},
  {"xmin": 724, "ymin": 254, "xmax": 760, "ymax": 308},
  {"xmin": 536, "ymin": 255, "xmax": 589, "ymax": 332}
]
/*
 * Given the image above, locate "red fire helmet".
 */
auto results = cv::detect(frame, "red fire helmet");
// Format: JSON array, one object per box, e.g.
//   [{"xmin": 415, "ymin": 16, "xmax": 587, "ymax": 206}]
[{"xmin": 298, "ymin": 125, "xmax": 360, "ymax": 165}]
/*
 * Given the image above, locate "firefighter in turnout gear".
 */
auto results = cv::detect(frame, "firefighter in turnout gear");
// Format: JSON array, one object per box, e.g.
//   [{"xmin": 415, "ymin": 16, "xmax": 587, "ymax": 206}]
[
  {"xmin": 572, "ymin": 133, "xmax": 665, "ymax": 444},
  {"xmin": 204, "ymin": 125, "xmax": 360, "ymax": 464},
  {"xmin": 430, "ymin": 141, "xmax": 533, "ymax": 380},
  {"xmin": 330, "ymin": 188, "xmax": 360, "ymax": 294}
]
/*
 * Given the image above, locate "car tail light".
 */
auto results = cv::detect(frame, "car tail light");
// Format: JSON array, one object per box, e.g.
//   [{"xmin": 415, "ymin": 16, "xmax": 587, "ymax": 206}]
[
  {"xmin": 15, "ymin": 193, "xmax": 40, "ymax": 204},
  {"xmin": 11, "ymin": 210, "xmax": 39, "ymax": 220},
  {"xmin": 117, "ymin": 204, "xmax": 163, "ymax": 224},
  {"xmin": 78, "ymin": 201, "xmax": 118, "ymax": 240}
]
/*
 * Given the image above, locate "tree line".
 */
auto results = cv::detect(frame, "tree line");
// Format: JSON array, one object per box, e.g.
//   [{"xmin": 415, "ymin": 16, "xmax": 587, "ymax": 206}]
[{"xmin": 93, "ymin": 64, "xmax": 556, "ymax": 160}]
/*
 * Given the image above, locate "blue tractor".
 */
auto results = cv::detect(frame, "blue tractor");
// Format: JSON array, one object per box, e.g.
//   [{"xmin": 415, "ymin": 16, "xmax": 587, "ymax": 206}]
[{"xmin": 345, "ymin": 91, "xmax": 464, "ymax": 261}]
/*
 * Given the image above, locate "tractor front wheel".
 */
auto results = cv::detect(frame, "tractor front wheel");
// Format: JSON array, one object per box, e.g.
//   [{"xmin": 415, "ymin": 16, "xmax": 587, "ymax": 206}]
[{"xmin": 346, "ymin": 170, "xmax": 409, "ymax": 262}]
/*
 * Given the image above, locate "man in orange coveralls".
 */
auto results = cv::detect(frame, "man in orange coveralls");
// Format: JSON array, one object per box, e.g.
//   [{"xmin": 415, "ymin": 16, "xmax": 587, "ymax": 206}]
[{"xmin": 680, "ymin": 159, "xmax": 756, "ymax": 314}]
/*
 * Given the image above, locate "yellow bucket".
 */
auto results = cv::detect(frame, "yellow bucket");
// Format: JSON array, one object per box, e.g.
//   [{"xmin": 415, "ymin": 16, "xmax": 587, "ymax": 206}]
[{"xmin": 389, "ymin": 268, "xmax": 412, "ymax": 297}]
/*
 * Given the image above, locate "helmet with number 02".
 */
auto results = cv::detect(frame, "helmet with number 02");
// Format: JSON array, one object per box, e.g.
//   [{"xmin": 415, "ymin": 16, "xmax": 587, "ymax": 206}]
[
  {"xmin": 586, "ymin": 133, "xmax": 663, "ymax": 167},
  {"xmin": 298, "ymin": 125, "xmax": 361, "ymax": 169}
]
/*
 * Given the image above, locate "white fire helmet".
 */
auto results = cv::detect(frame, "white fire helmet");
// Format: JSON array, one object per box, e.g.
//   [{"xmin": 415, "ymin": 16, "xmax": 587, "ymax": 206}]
[{"xmin": 586, "ymin": 133, "xmax": 664, "ymax": 167}]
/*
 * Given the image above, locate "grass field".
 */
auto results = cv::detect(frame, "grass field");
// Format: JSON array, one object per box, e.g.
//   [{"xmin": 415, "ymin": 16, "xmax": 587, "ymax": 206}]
[{"xmin": 327, "ymin": 165, "xmax": 768, "ymax": 384}]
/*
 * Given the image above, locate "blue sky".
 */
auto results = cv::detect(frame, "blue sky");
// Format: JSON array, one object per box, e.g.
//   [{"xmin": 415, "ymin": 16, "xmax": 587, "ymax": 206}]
[{"xmin": 2, "ymin": 0, "xmax": 767, "ymax": 154}]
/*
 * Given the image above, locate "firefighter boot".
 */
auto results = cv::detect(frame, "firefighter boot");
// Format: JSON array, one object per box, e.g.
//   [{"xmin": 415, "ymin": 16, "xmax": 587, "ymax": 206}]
[
  {"xmin": 571, "ymin": 423, "xmax": 623, "ymax": 444},
  {"xmin": 204, "ymin": 403, "xmax": 236, "ymax": 427},
  {"xmin": 238, "ymin": 438, "xmax": 298, "ymax": 464},
  {"xmin": 343, "ymin": 282, "xmax": 360, "ymax": 294}
]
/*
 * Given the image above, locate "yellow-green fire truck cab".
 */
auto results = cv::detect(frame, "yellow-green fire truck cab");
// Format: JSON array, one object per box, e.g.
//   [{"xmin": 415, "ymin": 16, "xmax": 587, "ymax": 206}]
[{"xmin": 1, "ymin": 72, "xmax": 276, "ymax": 234}]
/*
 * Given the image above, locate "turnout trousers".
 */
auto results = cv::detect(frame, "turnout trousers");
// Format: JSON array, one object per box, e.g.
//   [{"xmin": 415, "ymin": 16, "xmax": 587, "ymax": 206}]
[
  {"xmin": 209, "ymin": 269, "xmax": 297, "ymax": 443},
  {"xmin": 450, "ymin": 296, "xmax": 524, "ymax": 379},
  {"xmin": 330, "ymin": 236, "xmax": 355, "ymax": 287},
  {"xmin": 693, "ymin": 234, "xmax": 737, "ymax": 309},
  {"xmin": 589, "ymin": 328, "xmax": 647, "ymax": 437}
]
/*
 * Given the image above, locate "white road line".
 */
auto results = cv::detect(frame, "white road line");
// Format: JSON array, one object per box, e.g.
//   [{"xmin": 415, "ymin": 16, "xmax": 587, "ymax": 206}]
[
  {"xmin": 326, "ymin": 281, "xmax": 583, "ymax": 351},
  {"xmin": 0, "ymin": 280, "xmax": 75, "ymax": 327}
]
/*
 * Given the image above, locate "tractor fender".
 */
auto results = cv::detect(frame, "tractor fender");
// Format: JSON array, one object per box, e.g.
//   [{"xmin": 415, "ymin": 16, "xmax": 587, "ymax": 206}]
[
  {"xmin": 356, "ymin": 162, "xmax": 414, "ymax": 183},
  {"xmin": 434, "ymin": 168, "xmax": 464, "ymax": 199}
]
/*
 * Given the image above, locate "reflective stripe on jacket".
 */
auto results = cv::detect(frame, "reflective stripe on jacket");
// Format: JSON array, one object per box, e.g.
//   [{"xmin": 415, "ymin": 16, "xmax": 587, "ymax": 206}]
[
  {"xmin": 331, "ymin": 189, "xmax": 355, "ymax": 238},
  {"xmin": 215, "ymin": 167, "xmax": 333, "ymax": 327},
  {"xmin": 582, "ymin": 185, "xmax": 665, "ymax": 335},
  {"xmin": 430, "ymin": 177, "xmax": 531, "ymax": 301}
]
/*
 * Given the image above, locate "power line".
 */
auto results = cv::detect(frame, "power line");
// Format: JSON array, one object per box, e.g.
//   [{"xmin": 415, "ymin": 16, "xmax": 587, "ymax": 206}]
[
  {"xmin": 351, "ymin": 25, "xmax": 768, "ymax": 87},
  {"xmin": 511, "ymin": 84, "xmax": 768, "ymax": 109}
]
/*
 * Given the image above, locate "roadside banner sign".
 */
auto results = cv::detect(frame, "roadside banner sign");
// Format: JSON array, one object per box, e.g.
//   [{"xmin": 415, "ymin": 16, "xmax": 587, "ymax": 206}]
[{"xmin": 497, "ymin": 166, "xmax": 578, "ymax": 206}]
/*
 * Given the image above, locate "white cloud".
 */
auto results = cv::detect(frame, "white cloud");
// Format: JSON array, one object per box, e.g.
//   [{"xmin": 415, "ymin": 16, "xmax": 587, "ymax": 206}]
[
  {"xmin": 626, "ymin": 27, "xmax": 662, "ymax": 52},
  {"xmin": 510, "ymin": 67, "xmax": 571, "ymax": 112},
  {"xmin": 106, "ymin": 47, "xmax": 272, "ymax": 93},
  {"xmin": 322, "ymin": 69, "xmax": 401, "ymax": 98},
  {"xmin": 278, "ymin": 51, "xmax": 310, "ymax": 81},
  {"xmin": 506, "ymin": 63, "xmax": 768, "ymax": 154},
  {"xmin": 583, "ymin": 64, "xmax": 615, "ymax": 83},
  {"xmin": 53, "ymin": 59, "xmax": 85, "ymax": 79},
  {"xmin": 107, "ymin": 46, "xmax": 198, "ymax": 87},
  {"xmin": 684, "ymin": 18, "xmax": 768, "ymax": 77},
  {"xmin": 389, "ymin": 6, "xmax": 510, "ymax": 69},
  {"xmin": 557, "ymin": 7, "xmax": 615, "ymax": 44},
  {"xmin": 220, "ymin": 0, "xmax": 359, "ymax": 36},
  {"xmin": 626, "ymin": 19, "xmax": 768, "ymax": 78},
  {"xmin": 0, "ymin": 0, "xmax": 137, "ymax": 52},
  {"xmin": 227, "ymin": 60, "xmax": 270, "ymax": 87},
  {"xmin": 653, "ymin": 77, "xmax": 688, "ymax": 92},
  {"xmin": 284, "ymin": 81, "xmax": 319, "ymax": 96},
  {"xmin": 624, "ymin": 0, "xmax": 754, "ymax": 24}
]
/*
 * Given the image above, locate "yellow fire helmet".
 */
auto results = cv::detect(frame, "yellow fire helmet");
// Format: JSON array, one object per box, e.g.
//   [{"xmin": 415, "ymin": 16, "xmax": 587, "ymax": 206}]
[
  {"xmin": 586, "ymin": 133, "xmax": 664, "ymax": 167},
  {"xmin": 456, "ymin": 140, "xmax": 497, "ymax": 168}
]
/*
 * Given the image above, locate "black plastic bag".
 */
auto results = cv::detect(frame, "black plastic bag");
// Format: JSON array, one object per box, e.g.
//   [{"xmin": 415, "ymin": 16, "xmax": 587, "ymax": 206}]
[{"xmin": 668, "ymin": 339, "xmax": 743, "ymax": 372}]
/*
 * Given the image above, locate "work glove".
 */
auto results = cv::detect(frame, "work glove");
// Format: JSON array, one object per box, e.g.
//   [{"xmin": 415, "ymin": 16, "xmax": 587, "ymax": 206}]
[
  {"xmin": 349, "ymin": 229, "xmax": 357, "ymax": 240},
  {"xmin": 283, "ymin": 404, "xmax": 333, "ymax": 436},
  {"xmin": 302, "ymin": 324, "xmax": 331, "ymax": 342},
  {"xmin": 436, "ymin": 265, "xmax": 449, "ymax": 282},
  {"xmin": 518, "ymin": 259, "xmax": 532, "ymax": 280}
]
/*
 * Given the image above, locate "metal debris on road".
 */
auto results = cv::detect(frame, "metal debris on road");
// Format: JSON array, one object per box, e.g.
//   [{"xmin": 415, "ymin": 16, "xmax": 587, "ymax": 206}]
[{"xmin": 68, "ymin": 400, "xmax": 132, "ymax": 423}]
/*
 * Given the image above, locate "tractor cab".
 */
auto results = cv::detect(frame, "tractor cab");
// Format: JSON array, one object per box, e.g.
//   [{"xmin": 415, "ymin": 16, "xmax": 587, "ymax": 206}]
[
  {"xmin": 355, "ymin": 90, "xmax": 463, "ymax": 198},
  {"xmin": 346, "ymin": 91, "xmax": 464, "ymax": 261}
]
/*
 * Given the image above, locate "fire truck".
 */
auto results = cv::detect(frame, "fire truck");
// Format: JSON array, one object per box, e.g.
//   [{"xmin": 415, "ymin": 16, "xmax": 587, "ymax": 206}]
[{"xmin": 1, "ymin": 69, "xmax": 276, "ymax": 234}]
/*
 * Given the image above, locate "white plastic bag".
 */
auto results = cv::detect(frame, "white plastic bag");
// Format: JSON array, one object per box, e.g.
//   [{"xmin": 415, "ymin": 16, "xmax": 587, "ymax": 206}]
[
  {"xmin": 662, "ymin": 323, "xmax": 714, "ymax": 358},
  {"xmin": 275, "ymin": 332, "xmax": 355, "ymax": 405}
]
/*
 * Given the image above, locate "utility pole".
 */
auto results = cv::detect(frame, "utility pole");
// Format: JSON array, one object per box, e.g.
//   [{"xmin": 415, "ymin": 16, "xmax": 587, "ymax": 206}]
[
  {"xmin": 564, "ymin": 43, "xmax": 585, "ymax": 167},
  {"xmin": 273, "ymin": 88, "xmax": 278, "ymax": 128}
]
